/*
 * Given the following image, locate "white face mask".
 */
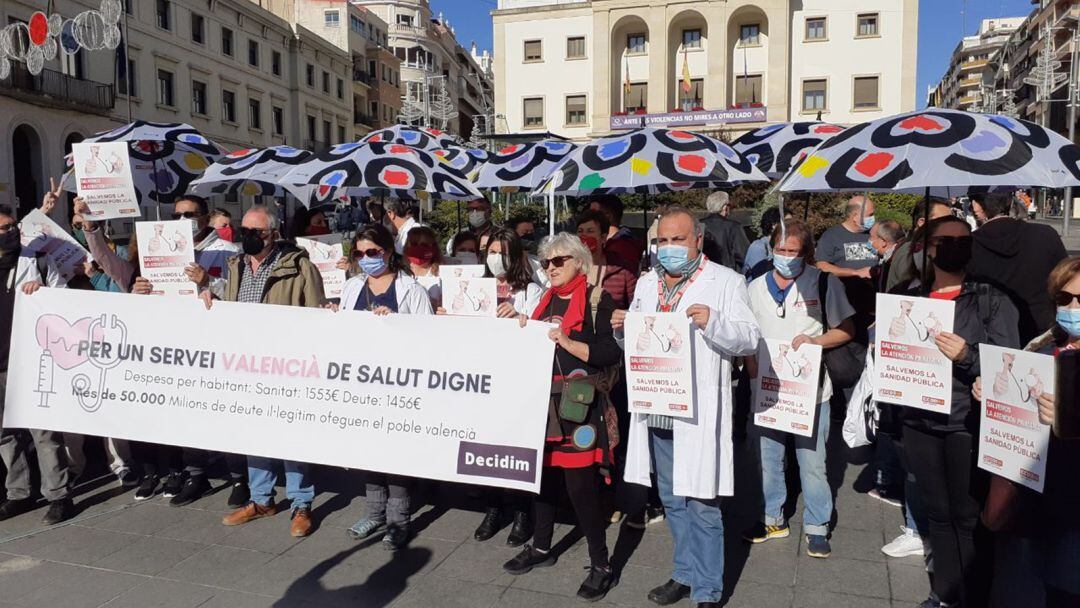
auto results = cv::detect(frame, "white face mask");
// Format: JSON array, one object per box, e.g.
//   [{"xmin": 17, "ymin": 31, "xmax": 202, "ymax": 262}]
[
  {"xmin": 454, "ymin": 251, "xmax": 478, "ymax": 265},
  {"xmin": 486, "ymin": 252, "xmax": 507, "ymax": 277},
  {"xmin": 467, "ymin": 210, "xmax": 487, "ymax": 228}
]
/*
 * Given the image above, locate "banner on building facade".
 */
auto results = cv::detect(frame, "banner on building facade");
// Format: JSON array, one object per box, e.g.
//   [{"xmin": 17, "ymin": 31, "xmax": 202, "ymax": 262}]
[
  {"xmin": 874, "ymin": 294, "xmax": 956, "ymax": 414},
  {"xmin": 4, "ymin": 289, "xmax": 556, "ymax": 492},
  {"xmin": 753, "ymin": 338, "xmax": 822, "ymax": 437},
  {"xmin": 610, "ymin": 107, "xmax": 768, "ymax": 130}
]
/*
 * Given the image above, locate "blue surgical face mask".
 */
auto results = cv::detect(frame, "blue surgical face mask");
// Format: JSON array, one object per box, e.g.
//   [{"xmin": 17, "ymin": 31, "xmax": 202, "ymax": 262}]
[
  {"xmin": 657, "ymin": 245, "xmax": 690, "ymax": 275},
  {"xmin": 1057, "ymin": 306, "xmax": 1080, "ymax": 338},
  {"xmin": 359, "ymin": 256, "xmax": 388, "ymax": 277},
  {"xmin": 772, "ymin": 254, "xmax": 804, "ymax": 279},
  {"xmin": 861, "ymin": 215, "xmax": 876, "ymax": 231}
]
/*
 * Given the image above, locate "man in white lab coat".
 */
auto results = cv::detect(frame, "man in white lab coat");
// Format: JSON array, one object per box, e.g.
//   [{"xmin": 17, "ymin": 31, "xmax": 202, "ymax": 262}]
[{"xmin": 614, "ymin": 207, "xmax": 760, "ymax": 608}]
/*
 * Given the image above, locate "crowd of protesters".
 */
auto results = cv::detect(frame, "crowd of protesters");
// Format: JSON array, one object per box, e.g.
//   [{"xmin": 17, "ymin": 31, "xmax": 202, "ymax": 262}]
[{"xmin": 0, "ymin": 183, "xmax": 1076, "ymax": 608}]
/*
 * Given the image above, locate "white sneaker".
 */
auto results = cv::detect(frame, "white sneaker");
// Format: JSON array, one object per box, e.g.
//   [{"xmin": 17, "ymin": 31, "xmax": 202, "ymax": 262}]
[{"xmin": 881, "ymin": 526, "xmax": 924, "ymax": 558}]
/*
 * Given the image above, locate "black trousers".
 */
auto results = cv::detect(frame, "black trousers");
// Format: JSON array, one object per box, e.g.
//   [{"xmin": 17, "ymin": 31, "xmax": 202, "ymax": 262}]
[
  {"xmin": 532, "ymin": 465, "xmax": 609, "ymax": 568},
  {"xmin": 181, "ymin": 448, "xmax": 247, "ymax": 480},
  {"xmin": 903, "ymin": 425, "xmax": 987, "ymax": 607},
  {"xmin": 132, "ymin": 442, "xmax": 182, "ymax": 478}
]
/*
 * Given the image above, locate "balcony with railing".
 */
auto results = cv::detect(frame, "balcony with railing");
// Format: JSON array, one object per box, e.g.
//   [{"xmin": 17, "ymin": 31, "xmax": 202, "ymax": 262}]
[
  {"xmin": 0, "ymin": 65, "xmax": 114, "ymax": 113},
  {"xmin": 354, "ymin": 112, "xmax": 376, "ymax": 127},
  {"xmin": 391, "ymin": 23, "xmax": 428, "ymax": 39}
]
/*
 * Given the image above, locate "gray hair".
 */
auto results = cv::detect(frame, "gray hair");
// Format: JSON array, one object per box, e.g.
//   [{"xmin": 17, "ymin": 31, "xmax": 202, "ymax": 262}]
[
  {"xmin": 705, "ymin": 191, "xmax": 730, "ymax": 214},
  {"xmin": 876, "ymin": 219, "xmax": 905, "ymax": 244},
  {"xmin": 658, "ymin": 206, "xmax": 704, "ymax": 237},
  {"xmin": 538, "ymin": 232, "xmax": 592, "ymax": 275},
  {"xmin": 383, "ymin": 198, "xmax": 408, "ymax": 217},
  {"xmin": 245, "ymin": 205, "xmax": 280, "ymax": 230}
]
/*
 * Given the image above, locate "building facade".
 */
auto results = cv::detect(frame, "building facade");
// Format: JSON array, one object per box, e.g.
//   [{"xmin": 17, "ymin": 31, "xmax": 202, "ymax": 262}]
[
  {"xmin": 492, "ymin": 0, "xmax": 919, "ymax": 140},
  {"xmin": 353, "ymin": 0, "xmax": 495, "ymax": 141},
  {"xmin": 927, "ymin": 17, "xmax": 1025, "ymax": 112},
  {"xmin": 0, "ymin": 0, "xmax": 353, "ymax": 218}
]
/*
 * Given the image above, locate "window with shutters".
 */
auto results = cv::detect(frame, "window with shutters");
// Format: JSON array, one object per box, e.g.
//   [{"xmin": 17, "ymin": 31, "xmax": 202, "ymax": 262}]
[
  {"xmin": 248, "ymin": 40, "xmax": 259, "ymax": 67},
  {"xmin": 192, "ymin": 80, "xmax": 207, "ymax": 115},
  {"xmin": 524, "ymin": 40, "xmax": 542, "ymax": 62},
  {"xmin": 565, "ymin": 95, "xmax": 587, "ymax": 125},
  {"xmin": 857, "ymin": 13, "xmax": 879, "ymax": 37},
  {"xmin": 156, "ymin": 69, "xmax": 174, "ymax": 106},
  {"xmin": 627, "ymin": 33, "xmax": 646, "ymax": 54},
  {"xmin": 802, "ymin": 79, "xmax": 827, "ymax": 111},
  {"xmin": 686, "ymin": 78, "xmax": 704, "ymax": 107},
  {"xmin": 853, "ymin": 76, "xmax": 879, "ymax": 109},
  {"xmin": 222, "ymin": 90, "xmax": 236, "ymax": 123},
  {"xmin": 735, "ymin": 75, "xmax": 761, "ymax": 106},
  {"xmin": 739, "ymin": 24, "xmax": 760, "ymax": 46},
  {"xmin": 272, "ymin": 107, "xmax": 283, "ymax": 135},
  {"xmin": 683, "ymin": 29, "xmax": 702, "ymax": 49},
  {"xmin": 222, "ymin": 28, "xmax": 234, "ymax": 57},
  {"xmin": 805, "ymin": 17, "xmax": 826, "ymax": 41},
  {"xmin": 523, "ymin": 97, "xmax": 544, "ymax": 128},
  {"xmin": 248, "ymin": 98, "xmax": 261, "ymax": 130},
  {"xmin": 566, "ymin": 36, "xmax": 586, "ymax": 59},
  {"xmin": 191, "ymin": 13, "xmax": 205, "ymax": 44}
]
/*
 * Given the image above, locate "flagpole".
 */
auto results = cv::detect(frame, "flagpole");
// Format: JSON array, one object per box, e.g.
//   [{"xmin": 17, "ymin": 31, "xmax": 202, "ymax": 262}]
[{"xmin": 124, "ymin": 7, "xmax": 132, "ymax": 123}]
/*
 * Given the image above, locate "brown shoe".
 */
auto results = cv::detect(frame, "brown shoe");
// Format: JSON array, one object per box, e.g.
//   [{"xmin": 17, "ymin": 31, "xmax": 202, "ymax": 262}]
[
  {"xmin": 290, "ymin": 507, "xmax": 313, "ymax": 537},
  {"xmin": 222, "ymin": 502, "xmax": 275, "ymax": 526}
]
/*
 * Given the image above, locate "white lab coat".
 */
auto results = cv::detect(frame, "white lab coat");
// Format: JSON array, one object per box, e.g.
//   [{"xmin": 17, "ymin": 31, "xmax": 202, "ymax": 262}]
[
  {"xmin": 394, "ymin": 217, "xmax": 422, "ymax": 254},
  {"xmin": 509, "ymin": 281, "xmax": 544, "ymax": 316},
  {"xmin": 339, "ymin": 272, "xmax": 433, "ymax": 315},
  {"xmin": 621, "ymin": 261, "xmax": 760, "ymax": 499}
]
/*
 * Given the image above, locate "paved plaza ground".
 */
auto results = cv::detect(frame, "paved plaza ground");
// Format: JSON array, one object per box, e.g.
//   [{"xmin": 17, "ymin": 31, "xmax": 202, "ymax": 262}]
[{"xmin": 0, "ymin": 424, "xmax": 937, "ymax": 608}]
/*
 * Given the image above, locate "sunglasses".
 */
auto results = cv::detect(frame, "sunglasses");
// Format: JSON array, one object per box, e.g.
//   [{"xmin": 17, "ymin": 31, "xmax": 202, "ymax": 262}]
[
  {"xmin": 540, "ymin": 255, "xmax": 573, "ymax": 270},
  {"xmin": 238, "ymin": 227, "xmax": 271, "ymax": 239},
  {"xmin": 1055, "ymin": 291, "xmax": 1080, "ymax": 306},
  {"xmin": 171, "ymin": 211, "xmax": 202, "ymax": 220},
  {"xmin": 351, "ymin": 248, "xmax": 385, "ymax": 260}
]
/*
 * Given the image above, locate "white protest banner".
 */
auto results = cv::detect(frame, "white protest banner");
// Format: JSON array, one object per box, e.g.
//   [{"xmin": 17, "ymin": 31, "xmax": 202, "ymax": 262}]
[
  {"xmin": 19, "ymin": 209, "xmax": 91, "ymax": 280},
  {"xmin": 624, "ymin": 312, "xmax": 694, "ymax": 418},
  {"xmin": 442, "ymin": 277, "xmax": 497, "ymax": 317},
  {"xmin": 296, "ymin": 236, "xmax": 345, "ymax": 299},
  {"xmin": 442, "ymin": 264, "xmax": 486, "ymax": 279},
  {"xmin": 875, "ymin": 293, "xmax": 955, "ymax": 414},
  {"xmin": 977, "ymin": 344, "xmax": 1054, "ymax": 493},
  {"xmin": 753, "ymin": 338, "xmax": 822, "ymax": 437},
  {"xmin": 136, "ymin": 220, "xmax": 197, "ymax": 297},
  {"xmin": 5, "ymin": 289, "xmax": 556, "ymax": 493},
  {"xmin": 72, "ymin": 142, "xmax": 140, "ymax": 220}
]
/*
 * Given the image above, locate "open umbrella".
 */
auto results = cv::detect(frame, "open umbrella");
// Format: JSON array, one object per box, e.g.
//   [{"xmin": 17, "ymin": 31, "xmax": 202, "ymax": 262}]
[
  {"xmin": 474, "ymin": 140, "xmax": 579, "ymax": 192},
  {"xmin": 778, "ymin": 109, "xmax": 1080, "ymax": 194},
  {"xmin": 276, "ymin": 141, "xmax": 482, "ymax": 205},
  {"xmin": 190, "ymin": 145, "xmax": 314, "ymax": 199},
  {"xmin": 62, "ymin": 121, "xmax": 225, "ymax": 206},
  {"xmin": 733, "ymin": 121, "xmax": 846, "ymax": 179},
  {"xmin": 431, "ymin": 145, "xmax": 489, "ymax": 181},
  {"xmin": 360, "ymin": 125, "xmax": 458, "ymax": 151}
]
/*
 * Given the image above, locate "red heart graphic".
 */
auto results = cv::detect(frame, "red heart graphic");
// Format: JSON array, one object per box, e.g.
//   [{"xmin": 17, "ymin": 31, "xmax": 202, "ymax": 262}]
[
  {"xmin": 898, "ymin": 115, "xmax": 944, "ymax": 132},
  {"xmin": 854, "ymin": 152, "xmax": 894, "ymax": 177},
  {"xmin": 677, "ymin": 154, "xmax": 707, "ymax": 174},
  {"xmin": 382, "ymin": 169, "xmax": 412, "ymax": 186}
]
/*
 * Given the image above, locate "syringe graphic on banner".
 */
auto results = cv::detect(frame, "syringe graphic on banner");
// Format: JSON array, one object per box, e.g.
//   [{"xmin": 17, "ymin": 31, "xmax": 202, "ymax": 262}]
[{"xmin": 35, "ymin": 348, "xmax": 55, "ymax": 408}]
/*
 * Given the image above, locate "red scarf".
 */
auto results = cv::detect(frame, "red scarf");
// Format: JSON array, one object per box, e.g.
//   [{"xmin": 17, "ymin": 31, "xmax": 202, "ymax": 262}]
[{"xmin": 532, "ymin": 273, "xmax": 587, "ymax": 336}]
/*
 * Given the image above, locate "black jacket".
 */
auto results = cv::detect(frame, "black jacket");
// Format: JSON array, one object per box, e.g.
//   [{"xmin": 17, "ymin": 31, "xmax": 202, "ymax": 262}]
[
  {"xmin": 967, "ymin": 218, "xmax": 1067, "ymax": 345},
  {"xmin": 901, "ymin": 281, "xmax": 1020, "ymax": 434},
  {"xmin": 701, "ymin": 213, "xmax": 750, "ymax": 272}
]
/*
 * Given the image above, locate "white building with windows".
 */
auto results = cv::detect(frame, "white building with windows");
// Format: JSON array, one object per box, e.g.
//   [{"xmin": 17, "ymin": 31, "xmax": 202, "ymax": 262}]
[
  {"xmin": 0, "ymin": 0, "xmax": 352, "ymax": 220},
  {"xmin": 493, "ymin": 0, "xmax": 919, "ymax": 140}
]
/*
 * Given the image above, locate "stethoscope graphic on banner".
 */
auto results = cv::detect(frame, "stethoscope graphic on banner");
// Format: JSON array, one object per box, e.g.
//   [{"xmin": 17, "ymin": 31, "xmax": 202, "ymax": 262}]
[
  {"xmin": 1009, "ymin": 368, "xmax": 1038, "ymax": 404},
  {"xmin": 782, "ymin": 350, "xmax": 806, "ymax": 378},
  {"xmin": 906, "ymin": 312, "xmax": 941, "ymax": 343},
  {"xmin": 649, "ymin": 325, "xmax": 673, "ymax": 353},
  {"xmin": 71, "ymin": 314, "xmax": 129, "ymax": 413}
]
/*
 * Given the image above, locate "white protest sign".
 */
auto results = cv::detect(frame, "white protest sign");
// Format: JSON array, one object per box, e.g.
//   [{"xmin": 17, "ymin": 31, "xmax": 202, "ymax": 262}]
[
  {"xmin": 624, "ymin": 312, "xmax": 694, "ymax": 418},
  {"xmin": 296, "ymin": 236, "xmax": 345, "ymax": 299},
  {"xmin": 442, "ymin": 264, "xmax": 486, "ymax": 279},
  {"xmin": 753, "ymin": 338, "xmax": 822, "ymax": 437},
  {"xmin": 4, "ymin": 289, "xmax": 555, "ymax": 493},
  {"xmin": 72, "ymin": 142, "xmax": 140, "ymax": 220},
  {"xmin": 875, "ymin": 294, "xmax": 955, "ymax": 414},
  {"xmin": 19, "ymin": 209, "xmax": 91, "ymax": 280},
  {"xmin": 136, "ymin": 220, "xmax": 197, "ymax": 297},
  {"xmin": 977, "ymin": 344, "xmax": 1054, "ymax": 493},
  {"xmin": 442, "ymin": 277, "xmax": 497, "ymax": 317}
]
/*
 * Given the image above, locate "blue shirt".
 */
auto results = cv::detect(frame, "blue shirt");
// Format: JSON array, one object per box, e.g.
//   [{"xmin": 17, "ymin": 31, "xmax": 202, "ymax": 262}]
[
  {"xmin": 354, "ymin": 279, "xmax": 398, "ymax": 312},
  {"xmin": 743, "ymin": 236, "xmax": 771, "ymax": 276}
]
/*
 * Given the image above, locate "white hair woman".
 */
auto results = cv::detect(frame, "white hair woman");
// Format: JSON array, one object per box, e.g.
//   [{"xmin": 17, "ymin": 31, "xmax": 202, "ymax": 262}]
[{"xmin": 502, "ymin": 232, "xmax": 621, "ymax": 601}]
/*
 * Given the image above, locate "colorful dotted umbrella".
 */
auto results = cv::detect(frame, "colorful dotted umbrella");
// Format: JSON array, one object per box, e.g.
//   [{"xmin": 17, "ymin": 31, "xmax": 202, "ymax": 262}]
[
  {"xmin": 62, "ymin": 121, "xmax": 225, "ymax": 206},
  {"xmin": 276, "ymin": 142, "xmax": 483, "ymax": 203},
  {"xmin": 474, "ymin": 140, "xmax": 579, "ymax": 192},
  {"xmin": 359, "ymin": 125, "xmax": 458, "ymax": 152},
  {"xmin": 190, "ymin": 146, "xmax": 316, "ymax": 200},
  {"xmin": 431, "ymin": 145, "xmax": 490, "ymax": 181},
  {"xmin": 732, "ymin": 122, "xmax": 846, "ymax": 180},
  {"xmin": 778, "ymin": 109, "xmax": 1080, "ymax": 194},
  {"xmin": 534, "ymin": 127, "xmax": 768, "ymax": 196}
]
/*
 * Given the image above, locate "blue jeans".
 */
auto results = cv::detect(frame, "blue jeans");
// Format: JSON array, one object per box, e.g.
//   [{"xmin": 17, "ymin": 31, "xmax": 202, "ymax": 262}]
[
  {"xmin": 650, "ymin": 428, "xmax": 724, "ymax": 604},
  {"xmin": 759, "ymin": 400, "xmax": 832, "ymax": 537},
  {"xmin": 247, "ymin": 457, "xmax": 314, "ymax": 510}
]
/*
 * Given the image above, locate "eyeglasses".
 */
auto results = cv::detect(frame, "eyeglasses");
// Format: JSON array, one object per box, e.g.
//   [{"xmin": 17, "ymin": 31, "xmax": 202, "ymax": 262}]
[
  {"xmin": 238, "ymin": 227, "xmax": 271, "ymax": 239},
  {"xmin": 540, "ymin": 255, "xmax": 573, "ymax": 270},
  {"xmin": 1055, "ymin": 291, "xmax": 1080, "ymax": 306},
  {"xmin": 171, "ymin": 211, "xmax": 202, "ymax": 220},
  {"xmin": 351, "ymin": 248, "xmax": 385, "ymax": 260}
]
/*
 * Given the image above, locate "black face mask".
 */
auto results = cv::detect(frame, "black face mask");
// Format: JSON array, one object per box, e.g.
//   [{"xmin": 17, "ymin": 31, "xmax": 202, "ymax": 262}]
[
  {"xmin": 931, "ymin": 237, "xmax": 973, "ymax": 273},
  {"xmin": 0, "ymin": 228, "xmax": 20, "ymax": 254},
  {"xmin": 241, "ymin": 231, "xmax": 269, "ymax": 256}
]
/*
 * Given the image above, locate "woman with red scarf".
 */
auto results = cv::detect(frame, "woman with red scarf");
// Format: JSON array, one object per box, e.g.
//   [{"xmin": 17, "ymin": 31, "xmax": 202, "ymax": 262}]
[{"xmin": 502, "ymin": 233, "xmax": 622, "ymax": 602}]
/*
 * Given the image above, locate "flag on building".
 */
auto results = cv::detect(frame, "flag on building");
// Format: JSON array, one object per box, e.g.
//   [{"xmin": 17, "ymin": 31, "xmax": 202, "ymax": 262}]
[
  {"xmin": 681, "ymin": 48, "xmax": 692, "ymax": 94},
  {"xmin": 624, "ymin": 55, "xmax": 632, "ymax": 97}
]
